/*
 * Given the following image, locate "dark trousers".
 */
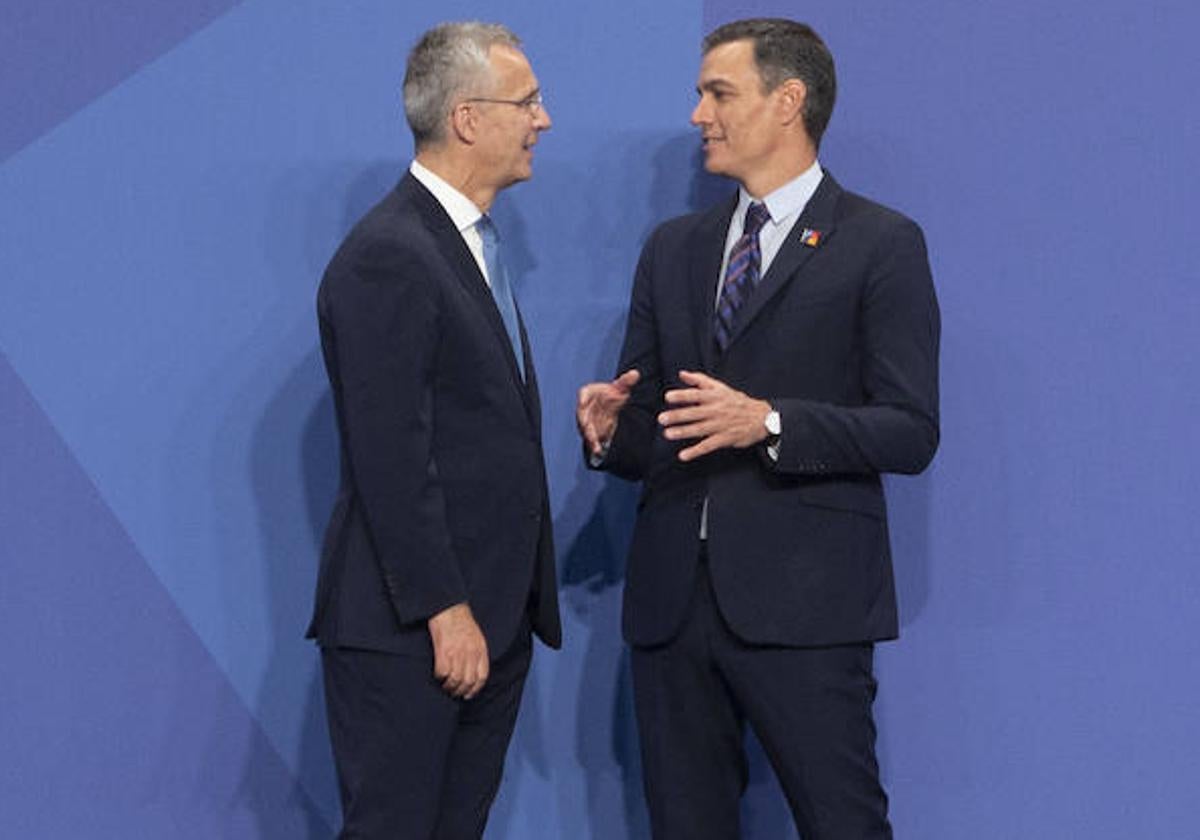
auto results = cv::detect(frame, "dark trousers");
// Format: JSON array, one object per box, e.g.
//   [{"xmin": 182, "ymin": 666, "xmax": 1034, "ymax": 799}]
[
  {"xmin": 631, "ymin": 558, "xmax": 892, "ymax": 840},
  {"xmin": 321, "ymin": 626, "xmax": 532, "ymax": 840}
]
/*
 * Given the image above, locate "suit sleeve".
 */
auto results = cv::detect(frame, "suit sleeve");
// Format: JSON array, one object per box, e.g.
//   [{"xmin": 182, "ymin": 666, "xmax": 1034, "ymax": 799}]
[
  {"xmin": 592, "ymin": 229, "xmax": 663, "ymax": 481},
  {"xmin": 321, "ymin": 239, "xmax": 466, "ymax": 625},
  {"xmin": 770, "ymin": 218, "xmax": 940, "ymax": 476}
]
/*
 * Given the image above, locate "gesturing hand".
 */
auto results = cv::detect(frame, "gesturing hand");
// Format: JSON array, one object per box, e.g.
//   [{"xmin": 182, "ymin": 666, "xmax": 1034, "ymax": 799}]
[
  {"xmin": 658, "ymin": 370, "xmax": 772, "ymax": 462},
  {"xmin": 427, "ymin": 602, "xmax": 489, "ymax": 700},
  {"xmin": 576, "ymin": 369, "xmax": 641, "ymax": 456}
]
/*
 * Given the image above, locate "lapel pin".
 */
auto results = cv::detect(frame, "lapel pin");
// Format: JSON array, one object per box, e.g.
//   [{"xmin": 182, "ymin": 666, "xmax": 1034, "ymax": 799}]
[{"xmin": 799, "ymin": 228, "xmax": 823, "ymax": 248}]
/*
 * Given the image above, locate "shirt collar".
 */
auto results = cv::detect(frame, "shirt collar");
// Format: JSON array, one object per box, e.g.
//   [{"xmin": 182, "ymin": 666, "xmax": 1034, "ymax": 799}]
[
  {"xmin": 409, "ymin": 159, "xmax": 483, "ymax": 234},
  {"xmin": 736, "ymin": 159, "xmax": 824, "ymax": 229}
]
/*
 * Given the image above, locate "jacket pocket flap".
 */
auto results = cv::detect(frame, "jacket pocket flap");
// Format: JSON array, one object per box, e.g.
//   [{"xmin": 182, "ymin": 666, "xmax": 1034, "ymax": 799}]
[{"xmin": 796, "ymin": 480, "xmax": 885, "ymax": 519}]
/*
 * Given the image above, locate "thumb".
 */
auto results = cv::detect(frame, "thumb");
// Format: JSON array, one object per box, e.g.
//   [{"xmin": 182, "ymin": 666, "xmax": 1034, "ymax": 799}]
[{"xmin": 615, "ymin": 368, "xmax": 641, "ymax": 391}]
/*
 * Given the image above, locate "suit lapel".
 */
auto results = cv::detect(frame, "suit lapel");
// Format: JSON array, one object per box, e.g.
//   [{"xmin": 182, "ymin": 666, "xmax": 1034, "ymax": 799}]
[
  {"xmin": 402, "ymin": 174, "xmax": 533, "ymax": 406},
  {"xmin": 516, "ymin": 311, "xmax": 541, "ymax": 435},
  {"xmin": 722, "ymin": 173, "xmax": 842, "ymax": 352},
  {"xmin": 689, "ymin": 195, "xmax": 739, "ymax": 371}
]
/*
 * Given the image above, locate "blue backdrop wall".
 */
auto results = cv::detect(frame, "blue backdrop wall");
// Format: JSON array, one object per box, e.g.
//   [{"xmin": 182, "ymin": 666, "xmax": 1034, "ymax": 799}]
[{"xmin": 2, "ymin": 1, "xmax": 1197, "ymax": 837}]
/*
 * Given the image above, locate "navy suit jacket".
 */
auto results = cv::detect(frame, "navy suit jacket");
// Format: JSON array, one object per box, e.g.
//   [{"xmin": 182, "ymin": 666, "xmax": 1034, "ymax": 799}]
[
  {"xmin": 602, "ymin": 173, "xmax": 939, "ymax": 648},
  {"xmin": 308, "ymin": 173, "xmax": 561, "ymax": 657}
]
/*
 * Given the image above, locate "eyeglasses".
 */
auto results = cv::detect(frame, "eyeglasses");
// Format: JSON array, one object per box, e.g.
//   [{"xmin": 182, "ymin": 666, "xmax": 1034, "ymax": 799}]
[{"xmin": 462, "ymin": 92, "xmax": 546, "ymax": 114}]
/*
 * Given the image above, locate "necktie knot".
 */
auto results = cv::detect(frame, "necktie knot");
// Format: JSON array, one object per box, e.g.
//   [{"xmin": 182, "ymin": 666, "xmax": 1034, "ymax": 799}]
[
  {"xmin": 744, "ymin": 202, "xmax": 770, "ymax": 238},
  {"xmin": 476, "ymin": 214, "xmax": 498, "ymax": 246}
]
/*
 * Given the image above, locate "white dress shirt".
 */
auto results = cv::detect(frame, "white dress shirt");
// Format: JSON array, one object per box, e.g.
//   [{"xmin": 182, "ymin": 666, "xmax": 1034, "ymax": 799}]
[
  {"xmin": 409, "ymin": 159, "xmax": 492, "ymax": 287},
  {"xmin": 715, "ymin": 159, "xmax": 824, "ymax": 307}
]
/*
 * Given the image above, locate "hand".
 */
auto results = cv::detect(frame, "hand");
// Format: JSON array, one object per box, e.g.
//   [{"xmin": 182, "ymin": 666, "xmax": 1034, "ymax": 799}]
[
  {"xmin": 427, "ymin": 603, "xmax": 489, "ymax": 700},
  {"xmin": 576, "ymin": 369, "xmax": 641, "ymax": 456},
  {"xmin": 658, "ymin": 370, "xmax": 772, "ymax": 462}
]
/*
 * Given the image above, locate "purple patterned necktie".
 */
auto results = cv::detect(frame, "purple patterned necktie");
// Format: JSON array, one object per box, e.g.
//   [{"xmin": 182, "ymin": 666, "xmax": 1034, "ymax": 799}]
[{"xmin": 715, "ymin": 201, "xmax": 771, "ymax": 352}]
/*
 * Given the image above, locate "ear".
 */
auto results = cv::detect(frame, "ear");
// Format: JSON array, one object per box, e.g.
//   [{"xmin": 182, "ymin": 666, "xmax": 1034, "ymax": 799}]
[
  {"xmin": 450, "ymin": 102, "xmax": 478, "ymax": 145},
  {"xmin": 776, "ymin": 79, "xmax": 807, "ymax": 127}
]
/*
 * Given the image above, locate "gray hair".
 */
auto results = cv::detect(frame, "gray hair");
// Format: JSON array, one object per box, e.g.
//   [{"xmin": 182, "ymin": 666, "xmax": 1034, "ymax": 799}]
[
  {"xmin": 703, "ymin": 19, "xmax": 837, "ymax": 148},
  {"xmin": 403, "ymin": 21, "xmax": 522, "ymax": 149}
]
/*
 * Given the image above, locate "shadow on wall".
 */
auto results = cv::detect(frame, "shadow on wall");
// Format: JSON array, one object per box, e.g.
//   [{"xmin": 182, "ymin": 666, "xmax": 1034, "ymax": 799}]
[
  {"xmin": 240, "ymin": 161, "xmax": 401, "ymax": 836},
  {"xmin": 244, "ymin": 348, "xmax": 339, "ymax": 839},
  {"xmin": 886, "ymin": 472, "xmax": 933, "ymax": 628},
  {"xmin": 557, "ymin": 312, "xmax": 646, "ymax": 839}
]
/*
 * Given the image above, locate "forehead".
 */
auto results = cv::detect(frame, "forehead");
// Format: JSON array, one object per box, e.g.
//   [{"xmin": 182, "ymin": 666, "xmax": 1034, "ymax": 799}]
[
  {"xmin": 488, "ymin": 44, "xmax": 536, "ymax": 91},
  {"xmin": 698, "ymin": 39, "xmax": 758, "ymax": 86}
]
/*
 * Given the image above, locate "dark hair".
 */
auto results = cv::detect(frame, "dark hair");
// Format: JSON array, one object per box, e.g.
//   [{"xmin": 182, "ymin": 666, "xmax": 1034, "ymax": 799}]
[{"xmin": 703, "ymin": 18, "xmax": 837, "ymax": 147}]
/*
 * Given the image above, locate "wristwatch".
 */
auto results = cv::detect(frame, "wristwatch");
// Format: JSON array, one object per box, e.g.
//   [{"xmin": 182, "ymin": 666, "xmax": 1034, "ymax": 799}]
[{"xmin": 764, "ymin": 407, "xmax": 781, "ymax": 439}]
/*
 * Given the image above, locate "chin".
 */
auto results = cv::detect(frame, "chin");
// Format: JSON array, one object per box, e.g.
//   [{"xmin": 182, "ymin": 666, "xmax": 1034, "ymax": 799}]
[
  {"xmin": 502, "ymin": 168, "xmax": 532, "ymax": 188},
  {"xmin": 703, "ymin": 155, "xmax": 730, "ymax": 177}
]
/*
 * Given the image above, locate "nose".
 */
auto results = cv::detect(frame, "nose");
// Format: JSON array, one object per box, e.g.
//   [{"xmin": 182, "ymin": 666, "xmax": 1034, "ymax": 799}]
[
  {"xmin": 690, "ymin": 96, "xmax": 709, "ymax": 127},
  {"xmin": 534, "ymin": 102, "xmax": 552, "ymax": 131}
]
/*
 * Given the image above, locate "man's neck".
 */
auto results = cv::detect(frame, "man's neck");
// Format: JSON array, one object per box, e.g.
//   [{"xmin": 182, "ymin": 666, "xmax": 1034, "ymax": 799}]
[
  {"xmin": 415, "ymin": 148, "xmax": 496, "ymax": 212},
  {"xmin": 740, "ymin": 147, "xmax": 818, "ymax": 201}
]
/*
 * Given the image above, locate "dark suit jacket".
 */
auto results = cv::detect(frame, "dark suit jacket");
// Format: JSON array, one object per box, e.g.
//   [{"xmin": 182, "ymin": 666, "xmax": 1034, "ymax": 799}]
[
  {"xmin": 307, "ymin": 172, "xmax": 561, "ymax": 658},
  {"xmin": 601, "ymin": 173, "xmax": 939, "ymax": 648}
]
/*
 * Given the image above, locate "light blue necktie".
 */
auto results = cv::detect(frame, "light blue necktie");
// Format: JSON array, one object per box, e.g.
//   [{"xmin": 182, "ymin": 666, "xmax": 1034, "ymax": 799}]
[{"xmin": 476, "ymin": 214, "xmax": 525, "ymax": 381}]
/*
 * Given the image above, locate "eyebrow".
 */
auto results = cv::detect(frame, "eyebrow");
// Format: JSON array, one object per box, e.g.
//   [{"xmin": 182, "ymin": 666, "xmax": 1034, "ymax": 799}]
[{"xmin": 697, "ymin": 78, "xmax": 736, "ymax": 95}]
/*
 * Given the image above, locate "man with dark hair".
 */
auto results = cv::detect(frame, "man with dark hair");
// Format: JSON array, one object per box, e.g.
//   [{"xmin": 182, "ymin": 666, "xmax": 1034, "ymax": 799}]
[
  {"xmin": 578, "ymin": 18, "xmax": 939, "ymax": 839},
  {"xmin": 310, "ymin": 21, "xmax": 559, "ymax": 839}
]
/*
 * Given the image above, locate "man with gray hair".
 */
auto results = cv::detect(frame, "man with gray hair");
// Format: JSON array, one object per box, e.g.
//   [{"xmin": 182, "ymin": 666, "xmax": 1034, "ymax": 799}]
[{"xmin": 308, "ymin": 21, "xmax": 559, "ymax": 838}]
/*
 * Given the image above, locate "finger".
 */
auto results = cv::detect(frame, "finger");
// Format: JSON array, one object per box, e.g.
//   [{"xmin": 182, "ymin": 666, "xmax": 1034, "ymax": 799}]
[
  {"xmin": 663, "ymin": 387, "xmax": 711, "ymax": 406},
  {"xmin": 441, "ymin": 673, "xmax": 463, "ymax": 696},
  {"xmin": 614, "ymin": 368, "xmax": 641, "ymax": 391},
  {"xmin": 677, "ymin": 370, "xmax": 720, "ymax": 389},
  {"xmin": 449, "ymin": 662, "xmax": 472, "ymax": 698},
  {"xmin": 662, "ymin": 420, "xmax": 718, "ymax": 440},
  {"xmin": 678, "ymin": 433, "xmax": 729, "ymax": 461},
  {"xmin": 464, "ymin": 661, "xmax": 490, "ymax": 700},
  {"xmin": 577, "ymin": 385, "xmax": 606, "ymax": 414},
  {"xmin": 461, "ymin": 654, "xmax": 486, "ymax": 698},
  {"xmin": 602, "ymin": 383, "xmax": 634, "ymax": 407},
  {"xmin": 579, "ymin": 381, "xmax": 615, "ymax": 404},
  {"xmin": 432, "ymin": 647, "xmax": 452, "ymax": 680},
  {"xmin": 585, "ymin": 419, "xmax": 613, "ymax": 454},
  {"xmin": 439, "ymin": 654, "xmax": 460, "ymax": 687},
  {"xmin": 454, "ymin": 663, "xmax": 475, "ymax": 699},
  {"xmin": 658, "ymin": 404, "xmax": 715, "ymax": 427}
]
